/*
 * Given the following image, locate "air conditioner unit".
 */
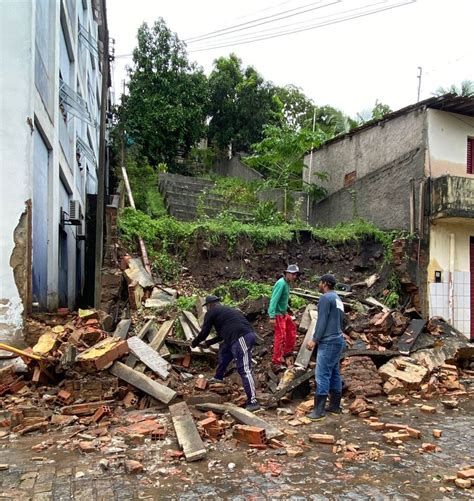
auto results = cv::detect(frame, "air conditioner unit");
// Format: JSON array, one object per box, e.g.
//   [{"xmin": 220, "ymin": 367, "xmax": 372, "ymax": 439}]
[
  {"xmin": 76, "ymin": 222, "xmax": 86, "ymax": 240},
  {"xmin": 68, "ymin": 200, "xmax": 82, "ymax": 225}
]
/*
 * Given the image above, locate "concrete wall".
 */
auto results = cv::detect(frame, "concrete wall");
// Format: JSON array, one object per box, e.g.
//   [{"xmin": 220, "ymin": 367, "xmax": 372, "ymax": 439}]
[
  {"xmin": 303, "ymin": 109, "xmax": 426, "ymax": 195},
  {"xmin": 308, "ymin": 147, "xmax": 425, "ymax": 231},
  {"xmin": 427, "ymin": 220, "xmax": 474, "ymax": 339},
  {"xmin": 0, "ymin": 0, "xmax": 105, "ymax": 343},
  {"xmin": 426, "ymin": 109, "xmax": 474, "ymax": 179},
  {"xmin": 0, "ymin": 0, "xmax": 35, "ymax": 344},
  {"xmin": 214, "ymin": 155, "xmax": 263, "ymax": 182}
]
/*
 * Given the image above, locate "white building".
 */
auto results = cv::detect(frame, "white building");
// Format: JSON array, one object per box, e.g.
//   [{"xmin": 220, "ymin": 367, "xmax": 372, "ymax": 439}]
[{"xmin": 0, "ymin": 0, "xmax": 110, "ymax": 344}]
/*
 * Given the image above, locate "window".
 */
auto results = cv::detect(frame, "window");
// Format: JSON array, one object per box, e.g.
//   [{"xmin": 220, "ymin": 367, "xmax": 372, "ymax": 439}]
[{"xmin": 468, "ymin": 137, "xmax": 474, "ymax": 174}]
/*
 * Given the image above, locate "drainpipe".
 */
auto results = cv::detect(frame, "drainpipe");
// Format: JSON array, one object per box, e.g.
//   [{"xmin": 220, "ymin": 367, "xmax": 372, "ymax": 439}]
[{"xmin": 448, "ymin": 233, "xmax": 455, "ymax": 326}]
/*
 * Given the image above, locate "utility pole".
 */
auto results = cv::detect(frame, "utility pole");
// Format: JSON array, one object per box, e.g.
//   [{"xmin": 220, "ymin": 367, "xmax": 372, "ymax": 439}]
[
  {"xmin": 94, "ymin": 0, "xmax": 109, "ymax": 308},
  {"xmin": 306, "ymin": 108, "xmax": 317, "ymax": 222},
  {"xmin": 417, "ymin": 66, "xmax": 423, "ymax": 102}
]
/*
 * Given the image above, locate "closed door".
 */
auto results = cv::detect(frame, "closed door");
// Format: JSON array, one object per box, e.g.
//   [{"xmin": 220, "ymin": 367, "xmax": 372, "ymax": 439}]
[{"xmin": 32, "ymin": 131, "xmax": 49, "ymax": 310}]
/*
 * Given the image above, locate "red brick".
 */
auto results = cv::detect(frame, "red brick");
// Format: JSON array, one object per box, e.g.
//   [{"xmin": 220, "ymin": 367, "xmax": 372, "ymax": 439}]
[
  {"xmin": 56, "ymin": 390, "xmax": 74, "ymax": 405},
  {"xmin": 233, "ymin": 425, "xmax": 266, "ymax": 445},
  {"xmin": 122, "ymin": 391, "xmax": 138, "ymax": 409},
  {"xmin": 181, "ymin": 354, "xmax": 191, "ymax": 368},
  {"xmin": 92, "ymin": 405, "xmax": 111, "ymax": 423},
  {"xmin": 195, "ymin": 377, "xmax": 208, "ymax": 390}
]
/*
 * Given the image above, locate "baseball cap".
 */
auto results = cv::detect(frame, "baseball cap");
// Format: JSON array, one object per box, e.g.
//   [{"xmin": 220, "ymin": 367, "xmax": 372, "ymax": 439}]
[{"xmin": 319, "ymin": 274, "xmax": 337, "ymax": 286}]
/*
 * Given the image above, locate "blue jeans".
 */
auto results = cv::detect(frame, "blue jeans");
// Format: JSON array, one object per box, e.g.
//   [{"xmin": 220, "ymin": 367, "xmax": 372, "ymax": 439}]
[{"xmin": 315, "ymin": 336, "xmax": 345, "ymax": 396}]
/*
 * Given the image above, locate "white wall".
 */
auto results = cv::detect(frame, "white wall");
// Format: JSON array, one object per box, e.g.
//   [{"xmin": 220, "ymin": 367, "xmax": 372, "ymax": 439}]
[
  {"xmin": 427, "ymin": 108, "xmax": 474, "ymax": 178},
  {"xmin": 428, "ymin": 220, "xmax": 474, "ymax": 339},
  {"xmin": 0, "ymin": 0, "xmax": 105, "ymax": 342},
  {"xmin": 0, "ymin": 0, "xmax": 35, "ymax": 343}
]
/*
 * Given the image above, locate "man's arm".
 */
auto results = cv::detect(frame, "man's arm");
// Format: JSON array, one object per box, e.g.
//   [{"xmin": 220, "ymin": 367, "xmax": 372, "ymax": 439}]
[
  {"xmin": 313, "ymin": 295, "xmax": 330, "ymax": 342},
  {"xmin": 268, "ymin": 280, "xmax": 284, "ymax": 319},
  {"xmin": 191, "ymin": 310, "xmax": 214, "ymax": 348}
]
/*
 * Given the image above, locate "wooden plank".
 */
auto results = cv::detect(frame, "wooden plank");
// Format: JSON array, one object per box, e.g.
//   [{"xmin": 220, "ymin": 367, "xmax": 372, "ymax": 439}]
[
  {"xmin": 362, "ymin": 296, "xmax": 389, "ymax": 312},
  {"xmin": 148, "ymin": 320, "xmax": 174, "ymax": 352},
  {"xmin": 181, "ymin": 311, "xmax": 201, "ymax": 335},
  {"xmin": 113, "ymin": 319, "xmax": 132, "ymax": 339},
  {"xmin": 125, "ymin": 320, "xmax": 155, "ymax": 367},
  {"xmin": 294, "ymin": 311, "xmax": 318, "ymax": 369},
  {"xmin": 398, "ymin": 318, "xmax": 427, "ymax": 355},
  {"xmin": 270, "ymin": 370, "xmax": 313, "ymax": 402},
  {"xmin": 127, "ymin": 336, "xmax": 169, "ymax": 379},
  {"xmin": 109, "ymin": 362, "xmax": 176, "ymax": 405},
  {"xmin": 169, "ymin": 401, "xmax": 206, "ymax": 461},
  {"xmin": 195, "ymin": 403, "xmax": 283, "ymax": 439},
  {"xmin": 179, "ymin": 315, "xmax": 207, "ymax": 355},
  {"xmin": 299, "ymin": 304, "xmax": 317, "ymax": 332}
]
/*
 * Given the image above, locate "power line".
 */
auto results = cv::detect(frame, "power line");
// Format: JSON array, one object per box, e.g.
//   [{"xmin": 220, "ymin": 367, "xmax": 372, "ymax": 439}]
[
  {"xmin": 185, "ymin": 1, "xmax": 338, "ymax": 43},
  {"xmin": 188, "ymin": 0, "xmax": 416, "ymax": 53},
  {"xmin": 189, "ymin": 0, "xmax": 388, "ymax": 48}
]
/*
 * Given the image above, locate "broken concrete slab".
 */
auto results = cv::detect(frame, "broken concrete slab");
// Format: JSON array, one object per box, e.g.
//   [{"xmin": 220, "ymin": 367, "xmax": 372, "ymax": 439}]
[
  {"xmin": 397, "ymin": 319, "xmax": 427, "ymax": 355},
  {"xmin": 110, "ymin": 362, "xmax": 176, "ymax": 405},
  {"xmin": 127, "ymin": 336, "xmax": 169, "ymax": 379},
  {"xmin": 169, "ymin": 401, "xmax": 206, "ymax": 462},
  {"xmin": 123, "ymin": 257, "xmax": 154, "ymax": 289},
  {"xmin": 76, "ymin": 337, "xmax": 128, "ymax": 371},
  {"xmin": 113, "ymin": 319, "xmax": 132, "ymax": 340},
  {"xmin": 378, "ymin": 357, "xmax": 429, "ymax": 388},
  {"xmin": 144, "ymin": 287, "xmax": 177, "ymax": 310},
  {"xmin": 295, "ymin": 311, "xmax": 317, "ymax": 369}
]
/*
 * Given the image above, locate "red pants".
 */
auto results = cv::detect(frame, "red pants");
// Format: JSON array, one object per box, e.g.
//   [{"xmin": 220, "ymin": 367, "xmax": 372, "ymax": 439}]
[{"xmin": 272, "ymin": 314, "xmax": 297, "ymax": 364}]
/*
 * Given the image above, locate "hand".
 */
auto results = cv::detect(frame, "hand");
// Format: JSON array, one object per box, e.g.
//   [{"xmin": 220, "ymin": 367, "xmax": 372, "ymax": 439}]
[
  {"xmin": 269, "ymin": 318, "xmax": 276, "ymax": 326},
  {"xmin": 306, "ymin": 340, "xmax": 316, "ymax": 351},
  {"xmin": 191, "ymin": 340, "xmax": 199, "ymax": 349}
]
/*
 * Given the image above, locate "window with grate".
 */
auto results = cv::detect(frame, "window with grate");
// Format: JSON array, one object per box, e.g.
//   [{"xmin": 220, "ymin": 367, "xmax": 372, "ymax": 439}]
[{"xmin": 468, "ymin": 137, "xmax": 474, "ymax": 174}]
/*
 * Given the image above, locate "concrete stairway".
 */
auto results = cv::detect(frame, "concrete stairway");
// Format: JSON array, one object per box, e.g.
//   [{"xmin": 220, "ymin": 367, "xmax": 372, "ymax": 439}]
[{"xmin": 158, "ymin": 173, "xmax": 253, "ymax": 221}]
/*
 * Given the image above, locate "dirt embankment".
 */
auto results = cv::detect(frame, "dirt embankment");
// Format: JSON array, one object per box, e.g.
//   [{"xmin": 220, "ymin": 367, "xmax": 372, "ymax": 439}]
[{"xmin": 181, "ymin": 234, "xmax": 389, "ymax": 291}]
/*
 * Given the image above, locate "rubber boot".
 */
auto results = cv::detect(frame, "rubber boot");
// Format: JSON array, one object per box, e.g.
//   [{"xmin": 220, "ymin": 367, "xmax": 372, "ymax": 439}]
[
  {"xmin": 308, "ymin": 394, "xmax": 327, "ymax": 421},
  {"xmin": 326, "ymin": 391, "xmax": 342, "ymax": 414}
]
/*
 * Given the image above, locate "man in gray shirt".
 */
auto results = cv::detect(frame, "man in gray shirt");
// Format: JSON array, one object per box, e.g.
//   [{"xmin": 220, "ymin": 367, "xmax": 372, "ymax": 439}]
[{"xmin": 306, "ymin": 274, "xmax": 346, "ymax": 421}]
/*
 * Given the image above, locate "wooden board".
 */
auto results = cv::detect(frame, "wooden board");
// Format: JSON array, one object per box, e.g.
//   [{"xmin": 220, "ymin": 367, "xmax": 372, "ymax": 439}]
[
  {"xmin": 109, "ymin": 362, "xmax": 176, "ymax": 405},
  {"xmin": 299, "ymin": 304, "xmax": 317, "ymax": 332},
  {"xmin": 294, "ymin": 311, "xmax": 318, "ymax": 369},
  {"xmin": 113, "ymin": 319, "xmax": 132, "ymax": 339},
  {"xmin": 149, "ymin": 320, "xmax": 174, "ymax": 352},
  {"xmin": 179, "ymin": 315, "xmax": 208, "ymax": 355},
  {"xmin": 362, "ymin": 296, "xmax": 389, "ymax": 312},
  {"xmin": 195, "ymin": 403, "xmax": 283, "ymax": 439},
  {"xmin": 127, "ymin": 336, "xmax": 169, "ymax": 379},
  {"xmin": 270, "ymin": 370, "xmax": 313, "ymax": 402},
  {"xmin": 397, "ymin": 318, "xmax": 427, "ymax": 355},
  {"xmin": 169, "ymin": 401, "xmax": 207, "ymax": 461}
]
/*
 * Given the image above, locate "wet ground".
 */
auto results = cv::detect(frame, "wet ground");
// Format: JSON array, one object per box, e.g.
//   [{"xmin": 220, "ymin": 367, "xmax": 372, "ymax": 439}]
[{"xmin": 0, "ymin": 396, "xmax": 473, "ymax": 500}]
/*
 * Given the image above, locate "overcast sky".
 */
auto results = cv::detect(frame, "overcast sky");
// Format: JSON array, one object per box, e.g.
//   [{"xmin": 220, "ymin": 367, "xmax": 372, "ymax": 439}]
[{"xmin": 108, "ymin": 0, "xmax": 474, "ymax": 116}]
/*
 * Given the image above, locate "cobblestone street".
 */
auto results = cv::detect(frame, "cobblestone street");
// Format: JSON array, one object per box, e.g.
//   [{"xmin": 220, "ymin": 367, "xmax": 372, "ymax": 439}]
[{"xmin": 1, "ymin": 397, "xmax": 473, "ymax": 500}]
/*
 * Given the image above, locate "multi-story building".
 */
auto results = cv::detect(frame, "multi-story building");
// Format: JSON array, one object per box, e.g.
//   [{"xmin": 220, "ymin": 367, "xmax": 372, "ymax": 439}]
[
  {"xmin": 0, "ymin": 0, "xmax": 110, "ymax": 344},
  {"xmin": 303, "ymin": 94, "xmax": 474, "ymax": 340}
]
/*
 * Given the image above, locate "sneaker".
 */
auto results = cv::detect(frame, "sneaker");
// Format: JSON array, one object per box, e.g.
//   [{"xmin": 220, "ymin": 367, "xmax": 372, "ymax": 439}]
[
  {"xmin": 245, "ymin": 403, "xmax": 261, "ymax": 412},
  {"xmin": 208, "ymin": 377, "xmax": 224, "ymax": 384}
]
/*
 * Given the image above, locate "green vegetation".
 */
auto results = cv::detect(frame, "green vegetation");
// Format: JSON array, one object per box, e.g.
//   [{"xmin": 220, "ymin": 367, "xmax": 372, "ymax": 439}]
[
  {"xmin": 124, "ymin": 154, "xmax": 167, "ymax": 218},
  {"xmin": 209, "ymin": 176, "xmax": 261, "ymax": 206},
  {"xmin": 383, "ymin": 271, "xmax": 402, "ymax": 308},
  {"xmin": 175, "ymin": 296, "xmax": 198, "ymax": 312},
  {"xmin": 119, "ymin": 209, "xmax": 399, "ymax": 279}
]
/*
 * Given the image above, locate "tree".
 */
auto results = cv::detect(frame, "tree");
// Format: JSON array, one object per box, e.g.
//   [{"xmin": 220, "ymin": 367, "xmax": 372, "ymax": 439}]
[
  {"xmin": 435, "ymin": 79, "xmax": 474, "ymax": 97},
  {"xmin": 245, "ymin": 125, "xmax": 327, "ymax": 219},
  {"xmin": 356, "ymin": 100, "xmax": 392, "ymax": 124},
  {"xmin": 119, "ymin": 19, "xmax": 208, "ymax": 168},
  {"xmin": 274, "ymin": 85, "xmax": 315, "ymax": 130},
  {"xmin": 312, "ymin": 105, "xmax": 358, "ymax": 136},
  {"xmin": 207, "ymin": 54, "xmax": 280, "ymax": 154}
]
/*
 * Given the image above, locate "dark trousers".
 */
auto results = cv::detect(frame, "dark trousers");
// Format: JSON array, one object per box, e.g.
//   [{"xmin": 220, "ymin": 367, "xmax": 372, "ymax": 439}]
[{"xmin": 215, "ymin": 332, "xmax": 257, "ymax": 404}]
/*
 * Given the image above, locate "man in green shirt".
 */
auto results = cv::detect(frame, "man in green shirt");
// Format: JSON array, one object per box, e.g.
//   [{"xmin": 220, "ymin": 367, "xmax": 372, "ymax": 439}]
[{"xmin": 268, "ymin": 264, "xmax": 299, "ymax": 370}]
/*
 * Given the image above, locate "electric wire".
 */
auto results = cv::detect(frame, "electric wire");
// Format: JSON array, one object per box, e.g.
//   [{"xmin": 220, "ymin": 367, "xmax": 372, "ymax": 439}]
[
  {"xmin": 188, "ymin": 0, "xmax": 416, "ymax": 53},
  {"xmin": 188, "ymin": 0, "xmax": 387, "ymax": 48},
  {"xmin": 185, "ymin": 0, "xmax": 336, "ymax": 42}
]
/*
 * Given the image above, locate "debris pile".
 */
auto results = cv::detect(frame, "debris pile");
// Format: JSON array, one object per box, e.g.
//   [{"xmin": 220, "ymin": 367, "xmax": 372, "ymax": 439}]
[{"xmin": 0, "ymin": 253, "xmax": 473, "ymax": 481}]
